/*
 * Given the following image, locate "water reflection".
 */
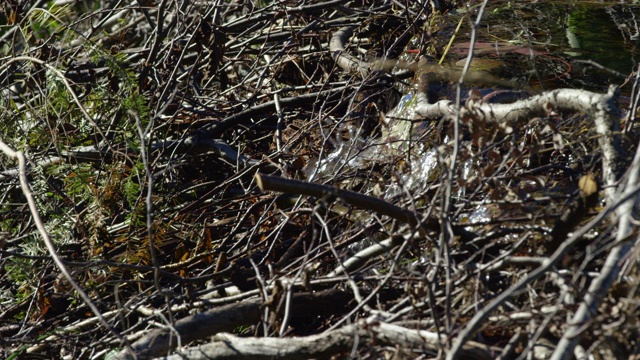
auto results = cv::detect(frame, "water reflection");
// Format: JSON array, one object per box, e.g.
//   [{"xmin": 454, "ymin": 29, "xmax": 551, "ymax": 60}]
[{"xmin": 471, "ymin": 1, "xmax": 639, "ymax": 92}]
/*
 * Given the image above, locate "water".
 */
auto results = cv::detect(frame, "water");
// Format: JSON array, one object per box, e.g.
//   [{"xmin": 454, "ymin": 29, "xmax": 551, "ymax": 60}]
[{"xmin": 456, "ymin": 1, "xmax": 640, "ymax": 93}]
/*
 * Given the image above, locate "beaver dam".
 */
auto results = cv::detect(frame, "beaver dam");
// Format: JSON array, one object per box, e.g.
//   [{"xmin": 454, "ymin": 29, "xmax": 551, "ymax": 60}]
[{"xmin": 1, "ymin": 1, "xmax": 640, "ymax": 359}]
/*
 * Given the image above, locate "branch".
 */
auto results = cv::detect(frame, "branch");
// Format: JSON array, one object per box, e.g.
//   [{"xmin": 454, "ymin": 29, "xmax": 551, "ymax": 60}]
[
  {"xmin": 327, "ymin": 234, "xmax": 406, "ymax": 277},
  {"xmin": 416, "ymin": 85, "xmax": 623, "ymax": 202},
  {"xmin": 255, "ymin": 173, "xmax": 431, "ymax": 229},
  {"xmin": 113, "ymin": 289, "xmax": 357, "ymax": 360},
  {"xmin": 329, "ymin": 26, "xmax": 371, "ymax": 75},
  {"xmin": 154, "ymin": 317, "xmax": 500, "ymax": 360}
]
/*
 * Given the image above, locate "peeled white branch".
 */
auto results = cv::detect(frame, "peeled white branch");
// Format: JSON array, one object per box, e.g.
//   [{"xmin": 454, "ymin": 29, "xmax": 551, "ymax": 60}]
[
  {"xmin": 445, "ymin": 85, "xmax": 626, "ymax": 359},
  {"xmin": 416, "ymin": 86, "xmax": 623, "ymax": 203},
  {"xmin": 153, "ymin": 317, "xmax": 499, "ymax": 360}
]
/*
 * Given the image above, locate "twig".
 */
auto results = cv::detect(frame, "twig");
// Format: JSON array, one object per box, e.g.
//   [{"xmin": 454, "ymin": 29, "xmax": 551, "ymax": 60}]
[
  {"xmin": 329, "ymin": 26, "xmax": 371, "ymax": 75},
  {"xmin": 417, "ymin": 85, "xmax": 623, "ymax": 202},
  {"xmin": 328, "ymin": 234, "xmax": 405, "ymax": 277}
]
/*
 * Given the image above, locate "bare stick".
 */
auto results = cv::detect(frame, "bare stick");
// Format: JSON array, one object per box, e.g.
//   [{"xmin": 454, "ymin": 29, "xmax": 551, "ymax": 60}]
[
  {"xmin": 416, "ymin": 85, "xmax": 623, "ymax": 202},
  {"xmin": 329, "ymin": 26, "xmax": 371, "ymax": 75},
  {"xmin": 255, "ymin": 173, "xmax": 435, "ymax": 230}
]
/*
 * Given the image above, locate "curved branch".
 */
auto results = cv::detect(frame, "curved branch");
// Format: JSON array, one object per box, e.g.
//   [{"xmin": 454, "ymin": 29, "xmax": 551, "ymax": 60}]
[
  {"xmin": 329, "ymin": 26, "xmax": 371, "ymax": 75},
  {"xmin": 415, "ymin": 86, "xmax": 623, "ymax": 201}
]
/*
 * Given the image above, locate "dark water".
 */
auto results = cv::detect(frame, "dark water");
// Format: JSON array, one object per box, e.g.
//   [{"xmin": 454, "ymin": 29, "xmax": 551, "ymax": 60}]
[
  {"xmin": 564, "ymin": 5, "xmax": 639, "ymax": 73},
  {"xmin": 462, "ymin": 1, "xmax": 640, "ymax": 93}
]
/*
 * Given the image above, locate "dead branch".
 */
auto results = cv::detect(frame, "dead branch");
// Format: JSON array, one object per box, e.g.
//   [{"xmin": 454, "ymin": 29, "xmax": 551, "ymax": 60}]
[
  {"xmin": 153, "ymin": 317, "xmax": 500, "ymax": 360},
  {"xmin": 415, "ymin": 85, "xmax": 623, "ymax": 201},
  {"xmin": 255, "ymin": 172, "xmax": 429, "ymax": 229},
  {"xmin": 113, "ymin": 289, "xmax": 357, "ymax": 360},
  {"xmin": 329, "ymin": 26, "xmax": 371, "ymax": 75}
]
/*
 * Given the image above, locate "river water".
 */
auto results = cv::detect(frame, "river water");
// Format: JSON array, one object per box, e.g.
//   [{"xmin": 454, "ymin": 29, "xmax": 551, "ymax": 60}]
[{"xmin": 452, "ymin": 1, "xmax": 639, "ymax": 94}]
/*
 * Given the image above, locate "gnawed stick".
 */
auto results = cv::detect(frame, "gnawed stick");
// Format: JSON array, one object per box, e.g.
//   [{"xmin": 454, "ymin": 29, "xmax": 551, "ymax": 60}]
[{"xmin": 255, "ymin": 172, "xmax": 434, "ymax": 231}]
